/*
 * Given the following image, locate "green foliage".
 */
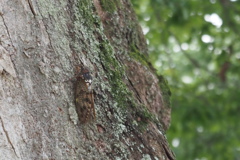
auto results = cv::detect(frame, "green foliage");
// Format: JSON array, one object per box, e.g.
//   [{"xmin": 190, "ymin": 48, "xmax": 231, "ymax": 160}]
[{"xmin": 132, "ymin": 0, "xmax": 240, "ymax": 159}]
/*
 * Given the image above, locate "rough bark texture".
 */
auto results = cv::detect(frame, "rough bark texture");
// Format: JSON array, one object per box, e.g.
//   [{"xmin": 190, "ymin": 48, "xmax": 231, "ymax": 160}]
[{"xmin": 0, "ymin": 0, "xmax": 175, "ymax": 160}]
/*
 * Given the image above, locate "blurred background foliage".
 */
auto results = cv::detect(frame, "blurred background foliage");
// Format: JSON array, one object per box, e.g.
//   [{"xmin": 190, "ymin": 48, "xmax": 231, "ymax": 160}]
[{"xmin": 131, "ymin": 0, "xmax": 240, "ymax": 159}]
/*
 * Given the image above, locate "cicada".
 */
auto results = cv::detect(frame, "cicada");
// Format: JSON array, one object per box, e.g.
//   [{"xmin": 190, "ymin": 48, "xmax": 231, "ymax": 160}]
[{"xmin": 75, "ymin": 66, "xmax": 95, "ymax": 123}]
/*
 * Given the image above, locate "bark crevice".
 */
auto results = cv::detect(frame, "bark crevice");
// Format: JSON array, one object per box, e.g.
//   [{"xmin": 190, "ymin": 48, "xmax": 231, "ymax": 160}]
[{"xmin": 0, "ymin": 116, "xmax": 19, "ymax": 158}]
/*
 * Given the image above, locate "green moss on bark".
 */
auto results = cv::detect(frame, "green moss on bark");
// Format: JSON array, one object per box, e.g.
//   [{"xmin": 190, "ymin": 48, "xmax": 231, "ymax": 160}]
[
  {"xmin": 158, "ymin": 75, "xmax": 171, "ymax": 108},
  {"xmin": 98, "ymin": 42, "xmax": 155, "ymax": 131},
  {"xmin": 77, "ymin": 0, "xmax": 100, "ymax": 27},
  {"xmin": 74, "ymin": 0, "xmax": 170, "ymax": 131},
  {"xmin": 99, "ymin": 42, "xmax": 132, "ymax": 108},
  {"xmin": 130, "ymin": 44, "xmax": 150, "ymax": 68},
  {"xmin": 100, "ymin": 0, "xmax": 120, "ymax": 13},
  {"xmin": 130, "ymin": 45, "xmax": 172, "ymax": 110}
]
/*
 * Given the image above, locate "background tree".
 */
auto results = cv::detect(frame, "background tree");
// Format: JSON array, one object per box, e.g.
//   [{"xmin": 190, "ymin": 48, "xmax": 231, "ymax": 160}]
[
  {"xmin": 0, "ymin": 0, "xmax": 174, "ymax": 159},
  {"xmin": 132, "ymin": 0, "xmax": 240, "ymax": 159}
]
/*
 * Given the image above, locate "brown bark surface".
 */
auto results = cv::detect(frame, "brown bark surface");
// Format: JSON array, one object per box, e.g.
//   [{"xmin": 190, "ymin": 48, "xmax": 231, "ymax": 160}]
[{"xmin": 0, "ymin": 0, "xmax": 175, "ymax": 159}]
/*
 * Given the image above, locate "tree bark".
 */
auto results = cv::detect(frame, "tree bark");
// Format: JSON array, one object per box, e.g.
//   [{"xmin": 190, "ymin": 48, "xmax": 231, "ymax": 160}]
[{"xmin": 0, "ymin": 0, "xmax": 175, "ymax": 159}]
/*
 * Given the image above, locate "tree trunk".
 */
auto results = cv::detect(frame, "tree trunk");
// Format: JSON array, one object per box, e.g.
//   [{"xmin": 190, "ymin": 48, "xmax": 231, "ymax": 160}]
[{"xmin": 0, "ymin": 0, "xmax": 175, "ymax": 159}]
